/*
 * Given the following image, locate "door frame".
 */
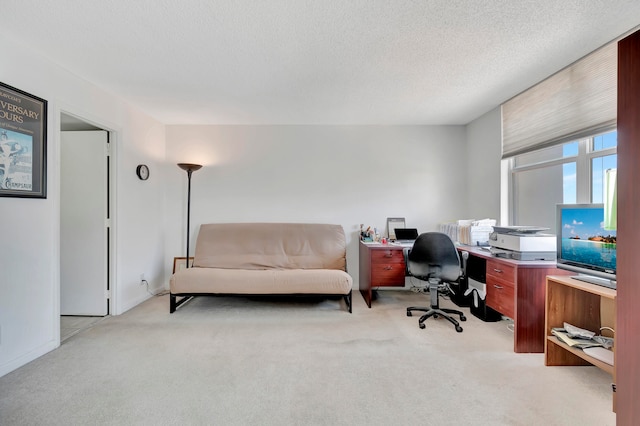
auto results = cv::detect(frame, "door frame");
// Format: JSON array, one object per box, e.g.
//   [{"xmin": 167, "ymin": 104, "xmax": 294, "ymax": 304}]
[{"xmin": 57, "ymin": 110, "xmax": 118, "ymax": 335}]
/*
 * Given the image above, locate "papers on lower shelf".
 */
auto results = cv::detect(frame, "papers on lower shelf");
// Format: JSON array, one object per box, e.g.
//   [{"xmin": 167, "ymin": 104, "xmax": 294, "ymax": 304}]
[
  {"xmin": 551, "ymin": 328, "xmax": 604, "ymax": 349},
  {"xmin": 563, "ymin": 322, "xmax": 596, "ymax": 339},
  {"xmin": 583, "ymin": 347, "xmax": 614, "ymax": 366}
]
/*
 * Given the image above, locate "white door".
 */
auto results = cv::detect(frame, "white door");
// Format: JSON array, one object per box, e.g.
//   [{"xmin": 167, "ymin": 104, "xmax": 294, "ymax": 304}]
[{"xmin": 60, "ymin": 130, "xmax": 109, "ymax": 315}]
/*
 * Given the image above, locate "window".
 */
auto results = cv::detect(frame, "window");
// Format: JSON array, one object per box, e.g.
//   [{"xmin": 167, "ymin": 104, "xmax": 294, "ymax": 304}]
[
  {"xmin": 509, "ymin": 130, "xmax": 617, "ymax": 233},
  {"xmin": 592, "ymin": 154, "xmax": 617, "ymax": 203}
]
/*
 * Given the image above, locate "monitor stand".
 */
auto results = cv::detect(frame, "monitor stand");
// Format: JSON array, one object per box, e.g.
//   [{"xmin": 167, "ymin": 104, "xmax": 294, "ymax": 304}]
[{"xmin": 571, "ymin": 274, "xmax": 617, "ymax": 290}]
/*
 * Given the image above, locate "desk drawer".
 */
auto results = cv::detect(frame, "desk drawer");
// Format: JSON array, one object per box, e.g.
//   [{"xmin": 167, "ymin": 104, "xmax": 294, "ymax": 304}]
[
  {"xmin": 371, "ymin": 263, "xmax": 405, "ymax": 287},
  {"xmin": 486, "ymin": 275, "xmax": 515, "ymax": 319},
  {"xmin": 486, "ymin": 259, "xmax": 516, "ymax": 282},
  {"xmin": 371, "ymin": 249, "xmax": 405, "ymax": 263}
]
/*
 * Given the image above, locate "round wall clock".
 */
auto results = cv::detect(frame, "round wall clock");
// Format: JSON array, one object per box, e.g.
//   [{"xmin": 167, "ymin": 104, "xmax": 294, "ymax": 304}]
[{"xmin": 136, "ymin": 164, "xmax": 150, "ymax": 180}]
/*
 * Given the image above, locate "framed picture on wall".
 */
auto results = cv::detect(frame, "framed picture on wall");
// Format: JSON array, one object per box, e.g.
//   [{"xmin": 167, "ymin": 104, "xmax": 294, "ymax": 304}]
[
  {"xmin": 0, "ymin": 82, "xmax": 47, "ymax": 198},
  {"xmin": 387, "ymin": 217, "xmax": 406, "ymax": 240},
  {"xmin": 173, "ymin": 257, "xmax": 194, "ymax": 273}
]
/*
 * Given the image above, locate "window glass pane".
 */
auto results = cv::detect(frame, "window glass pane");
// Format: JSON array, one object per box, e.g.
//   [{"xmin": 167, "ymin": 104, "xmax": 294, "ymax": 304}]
[
  {"xmin": 563, "ymin": 141, "xmax": 579, "ymax": 157},
  {"xmin": 563, "ymin": 162, "xmax": 577, "ymax": 204},
  {"xmin": 593, "ymin": 131, "xmax": 617, "ymax": 151},
  {"xmin": 514, "ymin": 142, "xmax": 577, "ymax": 167},
  {"xmin": 592, "ymin": 154, "xmax": 617, "ymax": 203},
  {"xmin": 514, "ymin": 163, "xmax": 571, "ymax": 233}
]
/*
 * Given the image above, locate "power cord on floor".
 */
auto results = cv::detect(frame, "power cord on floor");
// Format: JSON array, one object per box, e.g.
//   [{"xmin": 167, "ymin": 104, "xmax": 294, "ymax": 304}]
[
  {"xmin": 142, "ymin": 279, "xmax": 169, "ymax": 297},
  {"xmin": 407, "ymin": 277, "xmax": 454, "ymax": 301},
  {"xmin": 506, "ymin": 319, "xmax": 515, "ymax": 333}
]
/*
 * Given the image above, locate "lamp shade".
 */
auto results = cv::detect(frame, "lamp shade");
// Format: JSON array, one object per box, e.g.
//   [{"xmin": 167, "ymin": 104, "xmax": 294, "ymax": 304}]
[{"xmin": 177, "ymin": 163, "xmax": 203, "ymax": 173}]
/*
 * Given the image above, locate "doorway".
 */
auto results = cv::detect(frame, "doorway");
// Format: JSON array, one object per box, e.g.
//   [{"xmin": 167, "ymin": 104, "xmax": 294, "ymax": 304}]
[{"xmin": 59, "ymin": 113, "xmax": 114, "ymax": 338}]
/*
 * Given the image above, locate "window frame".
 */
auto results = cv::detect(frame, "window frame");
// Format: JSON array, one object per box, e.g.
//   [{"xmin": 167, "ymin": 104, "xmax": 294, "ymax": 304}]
[{"xmin": 508, "ymin": 129, "xmax": 617, "ymax": 226}]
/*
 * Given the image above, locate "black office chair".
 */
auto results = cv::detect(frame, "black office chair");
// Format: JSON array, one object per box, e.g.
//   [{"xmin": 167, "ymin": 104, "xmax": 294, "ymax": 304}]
[{"xmin": 406, "ymin": 232, "xmax": 466, "ymax": 332}]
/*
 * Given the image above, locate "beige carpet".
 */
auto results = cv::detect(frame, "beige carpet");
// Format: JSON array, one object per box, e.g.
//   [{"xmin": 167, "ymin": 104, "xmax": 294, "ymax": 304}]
[
  {"xmin": 0, "ymin": 291, "xmax": 615, "ymax": 425},
  {"xmin": 61, "ymin": 315, "xmax": 107, "ymax": 342}
]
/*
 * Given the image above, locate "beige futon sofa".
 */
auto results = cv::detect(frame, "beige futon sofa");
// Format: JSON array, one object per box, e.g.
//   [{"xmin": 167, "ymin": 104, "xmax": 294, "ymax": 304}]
[{"xmin": 169, "ymin": 223, "xmax": 353, "ymax": 313}]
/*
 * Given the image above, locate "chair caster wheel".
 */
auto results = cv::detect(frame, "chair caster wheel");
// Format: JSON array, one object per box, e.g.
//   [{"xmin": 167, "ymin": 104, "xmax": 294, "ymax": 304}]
[
  {"xmin": 456, "ymin": 326, "xmax": 463, "ymax": 332},
  {"xmin": 407, "ymin": 311, "xmax": 412, "ymax": 317},
  {"xmin": 419, "ymin": 323, "xmax": 426, "ymax": 329},
  {"xmin": 460, "ymin": 315, "xmax": 467, "ymax": 321}
]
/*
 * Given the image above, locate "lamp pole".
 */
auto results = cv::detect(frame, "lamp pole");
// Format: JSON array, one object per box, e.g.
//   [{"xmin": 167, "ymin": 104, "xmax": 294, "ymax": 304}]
[{"xmin": 177, "ymin": 163, "xmax": 202, "ymax": 268}]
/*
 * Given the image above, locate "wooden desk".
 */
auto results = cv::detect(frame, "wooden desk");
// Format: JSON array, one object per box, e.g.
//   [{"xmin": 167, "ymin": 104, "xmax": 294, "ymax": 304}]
[
  {"xmin": 545, "ymin": 275, "xmax": 616, "ymax": 409},
  {"xmin": 359, "ymin": 242, "xmax": 406, "ymax": 308},
  {"xmin": 359, "ymin": 242, "xmax": 569, "ymax": 353},
  {"xmin": 459, "ymin": 247, "xmax": 570, "ymax": 353}
]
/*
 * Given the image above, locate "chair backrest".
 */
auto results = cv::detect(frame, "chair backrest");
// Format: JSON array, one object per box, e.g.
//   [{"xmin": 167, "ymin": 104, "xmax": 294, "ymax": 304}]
[{"xmin": 408, "ymin": 232, "xmax": 461, "ymax": 282}]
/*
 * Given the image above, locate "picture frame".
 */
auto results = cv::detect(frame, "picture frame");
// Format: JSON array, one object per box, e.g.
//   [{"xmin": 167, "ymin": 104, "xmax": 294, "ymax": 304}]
[
  {"xmin": 172, "ymin": 257, "xmax": 194, "ymax": 273},
  {"xmin": 0, "ymin": 82, "xmax": 47, "ymax": 198},
  {"xmin": 387, "ymin": 217, "xmax": 406, "ymax": 240}
]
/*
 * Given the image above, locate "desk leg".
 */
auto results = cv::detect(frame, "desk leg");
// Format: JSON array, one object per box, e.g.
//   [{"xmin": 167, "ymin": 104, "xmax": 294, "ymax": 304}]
[
  {"xmin": 359, "ymin": 243, "xmax": 373, "ymax": 308},
  {"xmin": 360, "ymin": 288, "xmax": 372, "ymax": 308},
  {"xmin": 514, "ymin": 272, "xmax": 546, "ymax": 353}
]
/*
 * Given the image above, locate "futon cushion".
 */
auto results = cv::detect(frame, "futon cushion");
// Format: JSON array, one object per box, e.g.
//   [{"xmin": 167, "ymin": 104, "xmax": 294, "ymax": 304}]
[
  {"xmin": 193, "ymin": 223, "xmax": 347, "ymax": 271},
  {"xmin": 170, "ymin": 267, "xmax": 352, "ymax": 295}
]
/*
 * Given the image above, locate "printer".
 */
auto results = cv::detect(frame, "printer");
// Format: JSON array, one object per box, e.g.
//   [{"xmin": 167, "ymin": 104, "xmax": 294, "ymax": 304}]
[{"xmin": 489, "ymin": 226, "xmax": 556, "ymax": 261}]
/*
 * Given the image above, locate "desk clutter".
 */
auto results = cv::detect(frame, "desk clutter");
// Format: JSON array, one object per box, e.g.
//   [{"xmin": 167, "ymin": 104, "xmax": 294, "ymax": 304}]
[
  {"xmin": 360, "ymin": 222, "xmax": 418, "ymax": 245},
  {"xmin": 438, "ymin": 218, "xmax": 496, "ymax": 246},
  {"xmin": 359, "ymin": 224, "xmax": 379, "ymax": 242}
]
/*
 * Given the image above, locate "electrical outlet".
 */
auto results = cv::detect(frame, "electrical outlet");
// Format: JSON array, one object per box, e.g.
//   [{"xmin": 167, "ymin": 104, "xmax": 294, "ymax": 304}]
[{"xmin": 140, "ymin": 273, "xmax": 145, "ymax": 281}]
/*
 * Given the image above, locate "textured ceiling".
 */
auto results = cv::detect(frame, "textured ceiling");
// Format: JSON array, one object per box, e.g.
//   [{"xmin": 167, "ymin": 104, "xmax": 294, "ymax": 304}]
[{"xmin": 2, "ymin": 1, "xmax": 639, "ymax": 125}]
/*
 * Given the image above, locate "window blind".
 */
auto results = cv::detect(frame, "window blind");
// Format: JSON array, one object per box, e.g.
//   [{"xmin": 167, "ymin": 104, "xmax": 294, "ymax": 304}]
[{"xmin": 502, "ymin": 42, "xmax": 617, "ymax": 158}]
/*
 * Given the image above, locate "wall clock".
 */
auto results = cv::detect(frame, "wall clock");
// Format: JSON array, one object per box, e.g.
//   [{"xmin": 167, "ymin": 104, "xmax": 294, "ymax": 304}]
[{"xmin": 136, "ymin": 164, "xmax": 149, "ymax": 180}]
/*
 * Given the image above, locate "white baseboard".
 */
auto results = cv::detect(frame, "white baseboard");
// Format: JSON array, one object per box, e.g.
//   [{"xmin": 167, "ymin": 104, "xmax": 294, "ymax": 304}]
[{"xmin": 0, "ymin": 340, "xmax": 58, "ymax": 378}]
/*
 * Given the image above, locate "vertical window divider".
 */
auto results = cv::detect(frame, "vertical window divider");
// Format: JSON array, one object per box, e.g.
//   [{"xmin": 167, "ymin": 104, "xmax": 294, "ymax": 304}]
[{"xmin": 576, "ymin": 139, "xmax": 591, "ymax": 203}]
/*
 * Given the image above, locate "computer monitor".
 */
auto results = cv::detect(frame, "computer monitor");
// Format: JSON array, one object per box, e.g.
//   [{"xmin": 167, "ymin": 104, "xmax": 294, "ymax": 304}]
[
  {"xmin": 394, "ymin": 228, "xmax": 418, "ymax": 241},
  {"xmin": 556, "ymin": 203, "xmax": 616, "ymax": 289}
]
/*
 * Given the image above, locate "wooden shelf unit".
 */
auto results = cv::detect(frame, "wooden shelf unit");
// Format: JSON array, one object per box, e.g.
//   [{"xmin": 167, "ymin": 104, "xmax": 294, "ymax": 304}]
[
  {"xmin": 545, "ymin": 336, "xmax": 614, "ymax": 375},
  {"xmin": 545, "ymin": 275, "xmax": 616, "ymax": 408}
]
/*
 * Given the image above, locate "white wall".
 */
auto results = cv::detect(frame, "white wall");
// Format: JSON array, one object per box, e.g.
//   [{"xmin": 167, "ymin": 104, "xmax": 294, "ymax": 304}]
[
  {"xmin": 465, "ymin": 107, "xmax": 502, "ymax": 222},
  {"xmin": 0, "ymin": 39, "xmax": 166, "ymax": 376},
  {"xmin": 0, "ymin": 37, "xmax": 500, "ymax": 380},
  {"xmin": 164, "ymin": 125, "xmax": 469, "ymax": 287}
]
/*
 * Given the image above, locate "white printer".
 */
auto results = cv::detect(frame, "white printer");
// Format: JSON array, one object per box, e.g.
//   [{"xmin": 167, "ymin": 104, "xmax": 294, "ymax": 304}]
[{"xmin": 489, "ymin": 226, "xmax": 556, "ymax": 261}]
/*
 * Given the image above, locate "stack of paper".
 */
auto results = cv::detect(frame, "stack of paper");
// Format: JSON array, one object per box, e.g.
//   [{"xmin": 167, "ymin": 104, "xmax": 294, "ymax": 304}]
[
  {"xmin": 551, "ymin": 328, "xmax": 603, "ymax": 349},
  {"xmin": 438, "ymin": 219, "xmax": 496, "ymax": 246}
]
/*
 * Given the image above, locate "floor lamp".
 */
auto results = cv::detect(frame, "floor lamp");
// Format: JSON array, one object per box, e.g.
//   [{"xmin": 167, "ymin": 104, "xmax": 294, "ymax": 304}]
[{"xmin": 177, "ymin": 163, "xmax": 202, "ymax": 268}]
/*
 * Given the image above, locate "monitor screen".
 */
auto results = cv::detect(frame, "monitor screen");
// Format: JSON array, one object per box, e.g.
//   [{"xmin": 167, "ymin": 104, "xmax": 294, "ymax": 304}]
[{"xmin": 556, "ymin": 203, "xmax": 616, "ymax": 287}]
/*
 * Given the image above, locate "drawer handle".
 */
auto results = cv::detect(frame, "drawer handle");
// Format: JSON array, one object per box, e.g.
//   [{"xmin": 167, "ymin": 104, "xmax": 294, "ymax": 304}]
[
  {"xmin": 493, "ymin": 285, "xmax": 503, "ymax": 289},
  {"xmin": 384, "ymin": 253, "xmax": 393, "ymax": 258},
  {"xmin": 384, "ymin": 266, "xmax": 393, "ymax": 270},
  {"xmin": 493, "ymin": 268, "xmax": 503, "ymax": 273}
]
